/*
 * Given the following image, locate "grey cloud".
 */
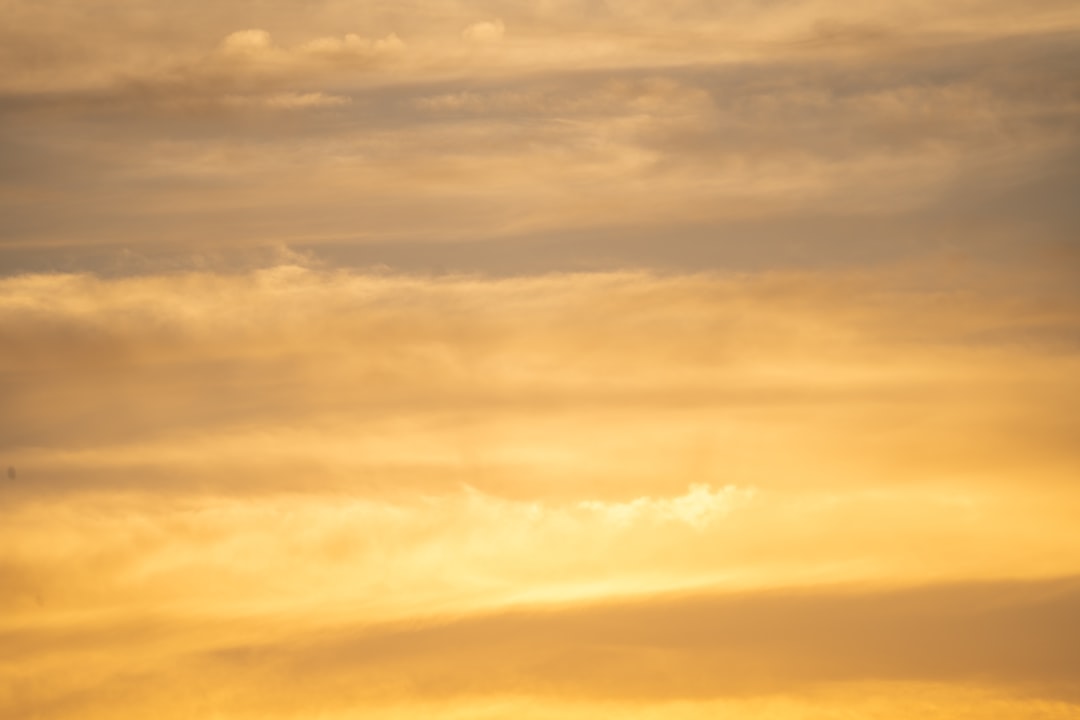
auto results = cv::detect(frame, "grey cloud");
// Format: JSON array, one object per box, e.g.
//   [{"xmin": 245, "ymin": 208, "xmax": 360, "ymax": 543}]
[{"xmin": 2, "ymin": 27, "xmax": 1077, "ymax": 270}]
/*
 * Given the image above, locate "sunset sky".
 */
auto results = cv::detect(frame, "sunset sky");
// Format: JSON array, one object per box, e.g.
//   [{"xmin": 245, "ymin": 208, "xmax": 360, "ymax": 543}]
[{"xmin": 2, "ymin": 1, "xmax": 1080, "ymax": 718}]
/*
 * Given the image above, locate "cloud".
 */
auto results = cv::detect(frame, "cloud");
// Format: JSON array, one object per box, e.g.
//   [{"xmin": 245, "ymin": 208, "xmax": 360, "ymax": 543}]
[
  {"xmin": 1, "ymin": 267, "xmax": 1078, "ymax": 643},
  {"xmin": 224, "ymin": 91, "xmax": 351, "ymax": 109},
  {"xmin": 577, "ymin": 484, "xmax": 749, "ymax": 531},
  {"xmin": 462, "ymin": 20, "xmax": 506, "ymax": 43},
  {"xmin": 221, "ymin": 29, "xmax": 274, "ymax": 54},
  {"xmin": 2, "ymin": 265, "xmax": 1077, "ymax": 463},
  {"xmin": 2, "ymin": 0, "xmax": 1079, "ymax": 96},
  {"xmin": 2, "ymin": 26, "xmax": 1077, "ymax": 262},
  {"xmin": 255, "ymin": 576, "xmax": 1080, "ymax": 702},
  {"xmin": 0, "ymin": 3, "xmax": 1078, "ymax": 717},
  {"xmin": 202, "ymin": 28, "xmax": 406, "ymax": 87},
  {"xmin": 218, "ymin": 28, "xmax": 405, "ymax": 63},
  {"xmin": 4, "ymin": 577, "xmax": 1080, "ymax": 718}
]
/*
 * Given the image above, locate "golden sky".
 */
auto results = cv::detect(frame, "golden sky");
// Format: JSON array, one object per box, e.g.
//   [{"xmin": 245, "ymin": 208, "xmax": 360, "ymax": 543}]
[{"xmin": 1, "ymin": 1, "xmax": 1079, "ymax": 718}]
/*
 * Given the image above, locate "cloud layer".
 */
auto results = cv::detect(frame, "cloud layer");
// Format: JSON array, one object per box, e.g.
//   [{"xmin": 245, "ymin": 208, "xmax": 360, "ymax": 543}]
[
  {"xmin": 1, "ymin": 0, "xmax": 1078, "ymax": 272},
  {"xmin": 2, "ymin": 266, "xmax": 1079, "ymax": 717},
  {"xmin": 2, "ymin": 1, "xmax": 1079, "ymax": 717}
]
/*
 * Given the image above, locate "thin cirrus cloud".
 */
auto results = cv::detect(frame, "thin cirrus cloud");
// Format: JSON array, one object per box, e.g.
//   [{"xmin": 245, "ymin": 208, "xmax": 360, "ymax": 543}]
[{"xmin": 1, "ymin": 0, "xmax": 1079, "ymax": 718}]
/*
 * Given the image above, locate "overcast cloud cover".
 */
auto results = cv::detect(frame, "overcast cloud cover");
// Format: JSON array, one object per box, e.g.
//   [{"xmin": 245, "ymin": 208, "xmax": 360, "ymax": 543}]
[{"xmin": 2, "ymin": 1, "xmax": 1079, "ymax": 718}]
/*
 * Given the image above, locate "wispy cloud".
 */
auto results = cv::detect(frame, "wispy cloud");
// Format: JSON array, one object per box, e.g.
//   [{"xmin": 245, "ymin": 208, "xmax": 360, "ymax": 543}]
[{"xmin": 2, "ymin": 1, "xmax": 1078, "ymax": 717}]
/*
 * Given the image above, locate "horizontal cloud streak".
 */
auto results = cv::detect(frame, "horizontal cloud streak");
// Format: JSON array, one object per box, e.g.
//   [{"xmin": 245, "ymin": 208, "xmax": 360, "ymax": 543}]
[
  {"xmin": 3, "ymin": 267, "xmax": 1077, "ymax": 455},
  {"xmin": 250, "ymin": 576, "xmax": 1080, "ymax": 701},
  {"xmin": 4, "ymin": 577, "xmax": 1079, "ymax": 719}
]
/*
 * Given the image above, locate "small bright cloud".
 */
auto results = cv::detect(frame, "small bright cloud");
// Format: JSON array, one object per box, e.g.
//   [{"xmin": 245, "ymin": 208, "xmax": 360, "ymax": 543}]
[
  {"xmin": 374, "ymin": 33, "xmax": 406, "ymax": 53},
  {"xmin": 220, "ymin": 30, "xmax": 402, "ymax": 65},
  {"xmin": 222, "ymin": 28, "xmax": 273, "ymax": 53},
  {"xmin": 578, "ymin": 484, "xmax": 752, "ymax": 531},
  {"xmin": 463, "ymin": 19, "xmax": 506, "ymax": 43}
]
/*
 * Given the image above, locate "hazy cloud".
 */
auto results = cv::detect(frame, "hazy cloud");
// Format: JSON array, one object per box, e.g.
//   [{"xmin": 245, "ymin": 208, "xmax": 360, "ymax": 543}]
[
  {"xmin": 462, "ymin": 20, "xmax": 506, "ymax": 43},
  {"xmin": 4, "ymin": 577, "xmax": 1079, "ymax": 718},
  {"xmin": 2, "ymin": 2, "xmax": 1078, "ymax": 718}
]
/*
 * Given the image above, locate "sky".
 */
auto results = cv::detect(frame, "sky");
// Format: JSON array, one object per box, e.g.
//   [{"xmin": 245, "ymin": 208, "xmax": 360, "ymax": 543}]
[{"xmin": 1, "ymin": 1, "xmax": 1079, "ymax": 718}]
